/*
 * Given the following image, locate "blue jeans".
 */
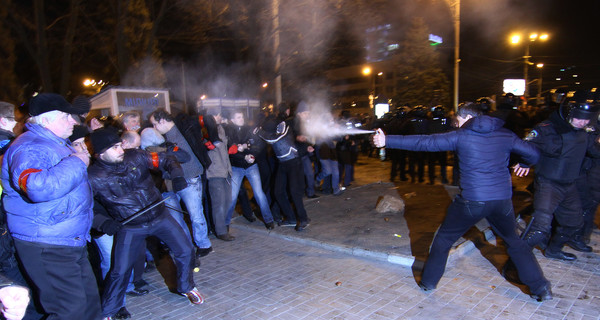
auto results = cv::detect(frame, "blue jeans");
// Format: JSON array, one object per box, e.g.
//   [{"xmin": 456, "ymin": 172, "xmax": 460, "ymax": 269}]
[
  {"xmin": 421, "ymin": 196, "xmax": 549, "ymax": 294},
  {"xmin": 94, "ymin": 234, "xmax": 134, "ymax": 294},
  {"xmin": 301, "ymin": 155, "xmax": 316, "ymax": 196},
  {"xmin": 177, "ymin": 176, "xmax": 212, "ymax": 249},
  {"xmin": 316, "ymin": 159, "xmax": 340, "ymax": 193},
  {"xmin": 227, "ymin": 165, "xmax": 274, "ymax": 225},
  {"xmin": 163, "ymin": 192, "xmax": 192, "ymax": 239}
]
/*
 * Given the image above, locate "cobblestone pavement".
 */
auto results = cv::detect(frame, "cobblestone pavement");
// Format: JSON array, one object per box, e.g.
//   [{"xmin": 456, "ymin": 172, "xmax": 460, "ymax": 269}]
[{"xmin": 124, "ymin": 155, "xmax": 600, "ymax": 320}]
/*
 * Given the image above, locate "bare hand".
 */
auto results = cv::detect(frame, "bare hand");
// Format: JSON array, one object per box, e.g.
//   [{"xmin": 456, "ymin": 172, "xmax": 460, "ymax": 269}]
[
  {"xmin": 372, "ymin": 129, "xmax": 386, "ymax": 148},
  {"xmin": 0, "ymin": 286, "xmax": 29, "ymax": 320},
  {"xmin": 245, "ymin": 154, "xmax": 255, "ymax": 164},
  {"xmin": 72, "ymin": 151, "xmax": 90, "ymax": 167},
  {"xmin": 307, "ymin": 146, "xmax": 314, "ymax": 153},
  {"xmin": 513, "ymin": 164, "xmax": 530, "ymax": 177}
]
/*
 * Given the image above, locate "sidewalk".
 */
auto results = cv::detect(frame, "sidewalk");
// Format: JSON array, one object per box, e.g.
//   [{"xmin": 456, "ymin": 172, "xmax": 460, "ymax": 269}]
[{"xmin": 125, "ymin": 155, "xmax": 600, "ymax": 319}]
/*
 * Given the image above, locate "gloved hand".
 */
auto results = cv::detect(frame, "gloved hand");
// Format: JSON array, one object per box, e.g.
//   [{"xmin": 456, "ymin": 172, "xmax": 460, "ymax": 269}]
[
  {"xmin": 101, "ymin": 219, "xmax": 122, "ymax": 236},
  {"xmin": 172, "ymin": 177, "xmax": 188, "ymax": 193}
]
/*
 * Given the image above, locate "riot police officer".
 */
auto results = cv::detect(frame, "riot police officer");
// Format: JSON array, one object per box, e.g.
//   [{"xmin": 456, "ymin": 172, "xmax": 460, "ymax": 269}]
[
  {"xmin": 523, "ymin": 100, "xmax": 600, "ymax": 260},
  {"xmin": 404, "ymin": 106, "xmax": 429, "ymax": 183},
  {"xmin": 427, "ymin": 106, "xmax": 451, "ymax": 184},
  {"xmin": 385, "ymin": 107, "xmax": 410, "ymax": 181}
]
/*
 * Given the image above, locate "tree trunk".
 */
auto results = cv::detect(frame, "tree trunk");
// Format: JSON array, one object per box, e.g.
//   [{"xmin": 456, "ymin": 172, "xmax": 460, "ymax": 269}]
[
  {"xmin": 60, "ymin": 0, "xmax": 81, "ymax": 96},
  {"xmin": 34, "ymin": 0, "xmax": 54, "ymax": 92}
]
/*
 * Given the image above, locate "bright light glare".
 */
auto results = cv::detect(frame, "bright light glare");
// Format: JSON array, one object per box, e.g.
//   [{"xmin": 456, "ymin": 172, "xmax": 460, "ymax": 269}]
[
  {"xmin": 362, "ymin": 67, "xmax": 372, "ymax": 76},
  {"xmin": 83, "ymin": 79, "xmax": 92, "ymax": 86},
  {"xmin": 510, "ymin": 34, "xmax": 521, "ymax": 44},
  {"xmin": 536, "ymin": 63, "xmax": 544, "ymax": 68},
  {"xmin": 529, "ymin": 33, "xmax": 538, "ymax": 40},
  {"xmin": 262, "ymin": 82, "xmax": 268, "ymax": 88},
  {"xmin": 200, "ymin": 95, "xmax": 206, "ymax": 100},
  {"xmin": 377, "ymin": 72, "xmax": 383, "ymax": 76},
  {"xmin": 539, "ymin": 34, "xmax": 549, "ymax": 41}
]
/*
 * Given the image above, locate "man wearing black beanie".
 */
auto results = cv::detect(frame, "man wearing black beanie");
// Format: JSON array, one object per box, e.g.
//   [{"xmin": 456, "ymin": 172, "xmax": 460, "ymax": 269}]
[{"xmin": 87, "ymin": 128, "xmax": 205, "ymax": 319}]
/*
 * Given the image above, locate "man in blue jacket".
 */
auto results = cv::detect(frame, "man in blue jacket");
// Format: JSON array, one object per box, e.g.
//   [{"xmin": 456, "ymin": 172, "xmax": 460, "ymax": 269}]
[
  {"xmin": 1, "ymin": 93, "xmax": 101, "ymax": 319},
  {"xmin": 373, "ymin": 103, "xmax": 552, "ymax": 302}
]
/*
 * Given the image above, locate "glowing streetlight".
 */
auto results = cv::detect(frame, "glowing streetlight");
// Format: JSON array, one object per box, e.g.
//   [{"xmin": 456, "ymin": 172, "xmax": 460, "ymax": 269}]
[
  {"xmin": 362, "ymin": 66, "xmax": 372, "ymax": 76},
  {"xmin": 262, "ymin": 82, "xmax": 268, "ymax": 88},
  {"xmin": 83, "ymin": 79, "xmax": 93, "ymax": 86},
  {"xmin": 509, "ymin": 31, "xmax": 550, "ymax": 102}
]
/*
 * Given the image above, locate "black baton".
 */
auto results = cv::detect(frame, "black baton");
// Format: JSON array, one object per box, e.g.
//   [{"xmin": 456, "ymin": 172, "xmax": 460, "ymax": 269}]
[{"xmin": 121, "ymin": 195, "xmax": 173, "ymax": 226}]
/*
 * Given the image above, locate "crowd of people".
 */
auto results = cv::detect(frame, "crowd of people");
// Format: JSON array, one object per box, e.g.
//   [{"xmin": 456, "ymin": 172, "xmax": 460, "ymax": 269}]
[{"xmin": 0, "ymin": 90, "xmax": 597, "ymax": 319}]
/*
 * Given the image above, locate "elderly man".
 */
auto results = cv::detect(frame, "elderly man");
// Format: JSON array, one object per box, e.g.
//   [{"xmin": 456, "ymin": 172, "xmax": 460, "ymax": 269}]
[
  {"xmin": 87, "ymin": 128, "xmax": 203, "ymax": 320},
  {"xmin": 373, "ymin": 103, "xmax": 552, "ymax": 302},
  {"xmin": 1, "ymin": 93, "xmax": 100, "ymax": 319}
]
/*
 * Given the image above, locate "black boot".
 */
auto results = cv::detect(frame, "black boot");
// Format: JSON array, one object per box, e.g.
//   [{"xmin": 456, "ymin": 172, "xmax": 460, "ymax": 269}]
[
  {"xmin": 530, "ymin": 285, "xmax": 553, "ymax": 302},
  {"xmin": 566, "ymin": 234, "xmax": 592, "ymax": 252},
  {"xmin": 524, "ymin": 230, "xmax": 549, "ymax": 250},
  {"xmin": 544, "ymin": 234, "xmax": 577, "ymax": 261}
]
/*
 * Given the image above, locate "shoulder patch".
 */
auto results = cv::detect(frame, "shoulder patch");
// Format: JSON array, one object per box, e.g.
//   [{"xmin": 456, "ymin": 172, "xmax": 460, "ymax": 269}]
[{"xmin": 524, "ymin": 130, "xmax": 538, "ymax": 141}]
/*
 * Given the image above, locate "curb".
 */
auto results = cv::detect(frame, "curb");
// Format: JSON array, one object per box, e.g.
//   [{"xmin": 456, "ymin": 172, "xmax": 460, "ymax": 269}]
[{"xmin": 232, "ymin": 217, "xmax": 494, "ymax": 267}]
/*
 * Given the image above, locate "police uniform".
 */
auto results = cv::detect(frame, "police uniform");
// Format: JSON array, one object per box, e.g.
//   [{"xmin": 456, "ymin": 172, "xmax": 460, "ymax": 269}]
[{"xmin": 524, "ymin": 108, "xmax": 600, "ymax": 260}]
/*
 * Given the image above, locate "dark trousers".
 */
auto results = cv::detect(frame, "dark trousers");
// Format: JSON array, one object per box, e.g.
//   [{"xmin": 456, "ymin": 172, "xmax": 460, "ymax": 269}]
[
  {"xmin": 208, "ymin": 177, "xmax": 232, "ymax": 236},
  {"xmin": 390, "ymin": 149, "xmax": 407, "ymax": 181},
  {"xmin": 101, "ymin": 214, "xmax": 194, "ymax": 317},
  {"xmin": 421, "ymin": 196, "xmax": 549, "ymax": 294},
  {"xmin": 408, "ymin": 151, "xmax": 425, "ymax": 182},
  {"xmin": 428, "ymin": 151, "xmax": 448, "ymax": 183},
  {"xmin": 531, "ymin": 176, "xmax": 583, "ymax": 236},
  {"xmin": 274, "ymin": 158, "xmax": 308, "ymax": 223},
  {"xmin": 14, "ymin": 239, "xmax": 102, "ymax": 320}
]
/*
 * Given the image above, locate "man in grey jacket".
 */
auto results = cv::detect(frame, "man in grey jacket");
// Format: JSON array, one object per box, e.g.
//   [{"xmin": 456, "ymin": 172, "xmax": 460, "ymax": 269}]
[{"xmin": 204, "ymin": 108, "xmax": 234, "ymax": 241}]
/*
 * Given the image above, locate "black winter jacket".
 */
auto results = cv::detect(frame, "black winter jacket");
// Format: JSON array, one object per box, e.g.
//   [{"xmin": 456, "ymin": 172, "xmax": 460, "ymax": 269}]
[
  {"xmin": 88, "ymin": 149, "xmax": 185, "ymax": 226},
  {"xmin": 386, "ymin": 115, "xmax": 539, "ymax": 201}
]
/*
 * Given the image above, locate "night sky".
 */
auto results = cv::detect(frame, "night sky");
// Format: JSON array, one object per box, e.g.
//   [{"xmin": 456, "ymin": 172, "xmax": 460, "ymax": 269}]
[{"xmin": 455, "ymin": 0, "xmax": 600, "ymax": 100}]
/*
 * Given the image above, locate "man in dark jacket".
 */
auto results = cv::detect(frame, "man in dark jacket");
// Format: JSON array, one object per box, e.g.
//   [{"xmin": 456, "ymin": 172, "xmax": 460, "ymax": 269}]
[
  {"xmin": 373, "ymin": 103, "xmax": 552, "ymax": 302},
  {"xmin": 87, "ymin": 128, "xmax": 204, "ymax": 320},
  {"xmin": 522, "ymin": 103, "xmax": 600, "ymax": 260},
  {"xmin": 225, "ymin": 110, "xmax": 275, "ymax": 229},
  {"xmin": 2, "ymin": 94, "xmax": 101, "ymax": 319}
]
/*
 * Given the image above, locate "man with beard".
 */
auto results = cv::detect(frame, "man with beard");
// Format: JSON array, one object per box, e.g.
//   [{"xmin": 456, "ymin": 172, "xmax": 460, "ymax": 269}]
[{"xmin": 87, "ymin": 128, "xmax": 204, "ymax": 320}]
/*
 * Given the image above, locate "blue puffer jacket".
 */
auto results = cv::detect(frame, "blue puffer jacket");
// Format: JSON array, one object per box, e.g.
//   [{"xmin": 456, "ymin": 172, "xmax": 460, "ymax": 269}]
[
  {"xmin": 386, "ymin": 115, "xmax": 539, "ymax": 201},
  {"xmin": 1, "ymin": 123, "xmax": 93, "ymax": 247}
]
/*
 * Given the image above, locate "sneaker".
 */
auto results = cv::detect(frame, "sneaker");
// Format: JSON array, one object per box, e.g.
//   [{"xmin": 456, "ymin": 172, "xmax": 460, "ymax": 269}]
[
  {"xmin": 295, "ymin": 221, "xmax": 310, "ymax": 231},
  {"xmin": 279, "ymin": 220, "xmax": 297, "ymax": 227},
  {"xmin": 183, "ymin": 287, "xmax": 205, "ymax": 304},
  {"xmin": 114, "ymin": 307, "xmax": 131, "ymax": 319},
  {"xmin": 265, "ymin": 222, "xmax": 275, "ymax": 230}
]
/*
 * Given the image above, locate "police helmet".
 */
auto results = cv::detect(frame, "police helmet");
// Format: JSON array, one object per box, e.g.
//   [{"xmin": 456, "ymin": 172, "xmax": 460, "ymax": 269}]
[
  {"xmin": 410, "ymin": 105, "xmax": 428, "ymax": 118},
  {"xmin": 475, "ymin": 97, "xmax": 493, "ymax": 114},
  {"xmin": 432, "ymin": 106, "xmax": 445, "ymax": 118},
  {"xmin": 497, "ymin": 93, "xmax": 518, "ymax": 110}
]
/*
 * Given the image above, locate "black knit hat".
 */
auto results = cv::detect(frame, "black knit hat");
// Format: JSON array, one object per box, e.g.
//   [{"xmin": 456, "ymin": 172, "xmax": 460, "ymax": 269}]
[
  {"xmin": 90, "ymin": 127, "xmax": 121, "ymax": 154},
  {"xmin": 28, "ymin": 93, "xmax": 88, "ymax": 116},
  {"xmin": 69, "ymin": 125, "xmax": 90, "ymax": 143}
]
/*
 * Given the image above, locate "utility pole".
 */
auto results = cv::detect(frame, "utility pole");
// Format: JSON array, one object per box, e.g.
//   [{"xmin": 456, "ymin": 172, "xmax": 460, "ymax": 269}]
[
  {"xmin": 272, "ymin": 0, "xmax": 282, "ymax": 106},
  {"xmin": 445, "ymin": 0, "xmax": 460, "ymax": 112}
]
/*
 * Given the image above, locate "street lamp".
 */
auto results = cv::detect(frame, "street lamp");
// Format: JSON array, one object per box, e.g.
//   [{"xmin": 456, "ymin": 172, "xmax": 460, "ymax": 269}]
[
  {"xmin": 536, "ymin": 63, "xmax": 544, "ymax": 105},
  {"xmin": 362, "ymin": 66, "xmax": 374, "ymax": 111},
  {"xmin": 509, "ymin": 32, "xmax": 549, "ymax": 103}
]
